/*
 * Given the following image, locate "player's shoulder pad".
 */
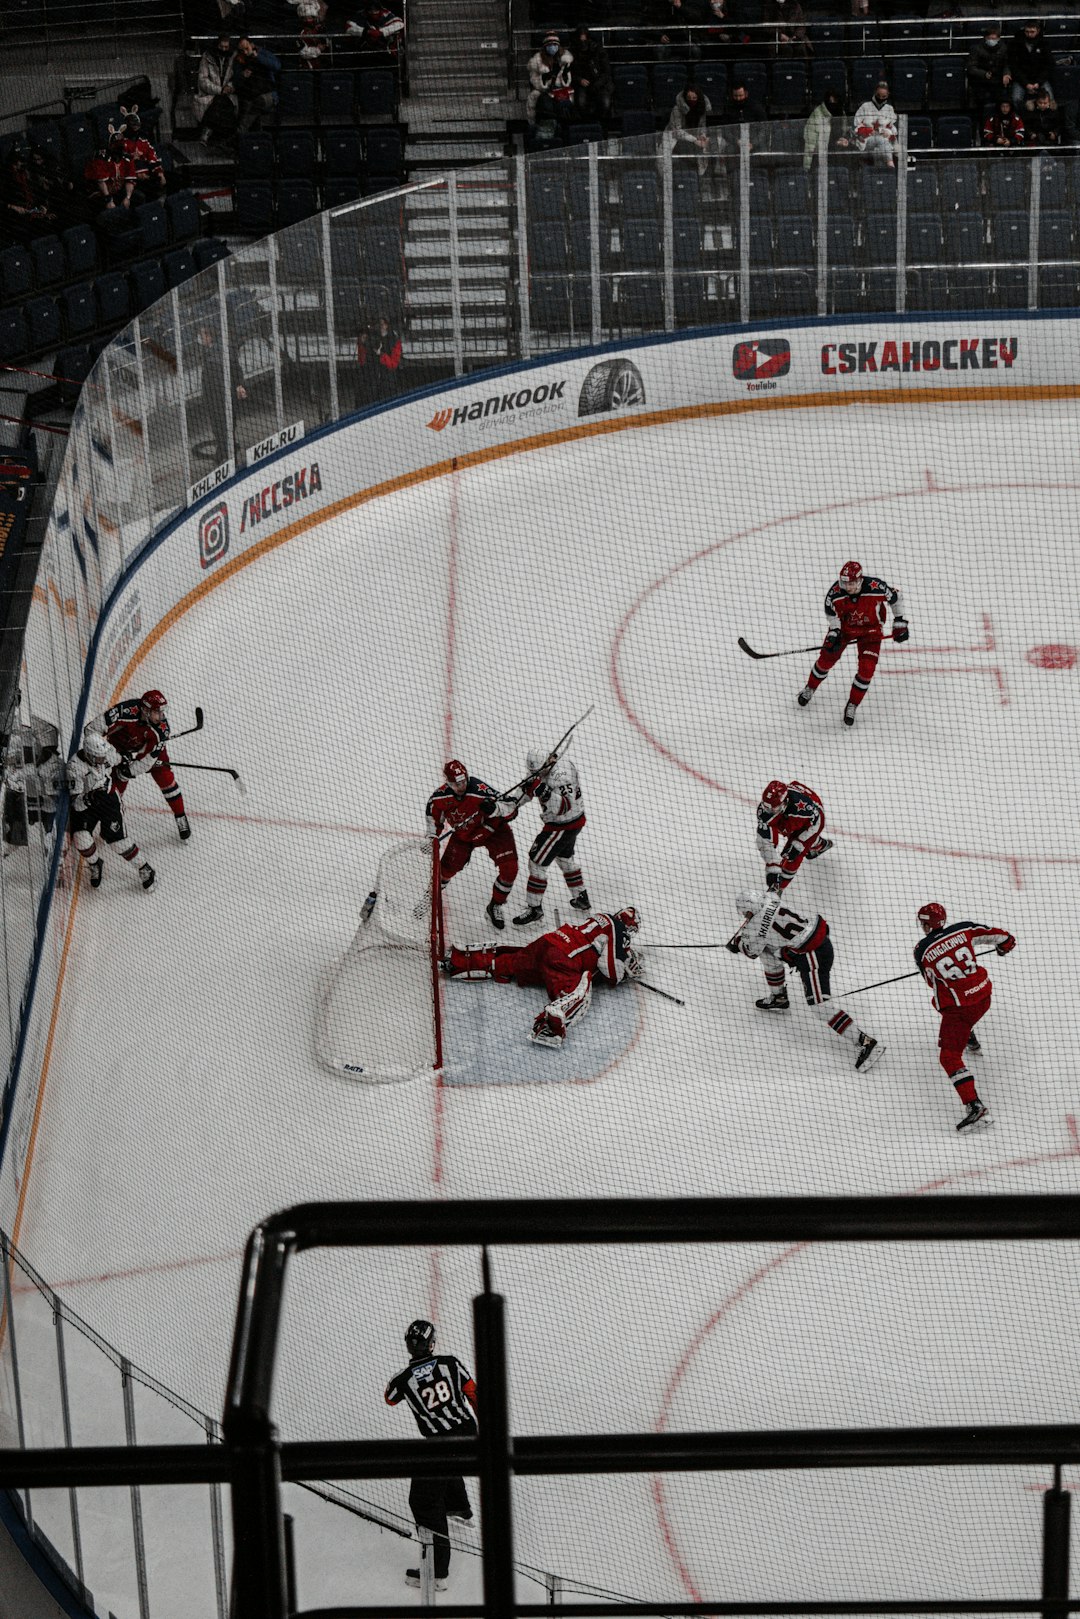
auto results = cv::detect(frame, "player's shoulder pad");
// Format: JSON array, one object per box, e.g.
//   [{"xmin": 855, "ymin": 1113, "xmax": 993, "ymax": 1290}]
[{"xmin": 863, "ymin": 576, "xmax": 889, "ymax": 593}]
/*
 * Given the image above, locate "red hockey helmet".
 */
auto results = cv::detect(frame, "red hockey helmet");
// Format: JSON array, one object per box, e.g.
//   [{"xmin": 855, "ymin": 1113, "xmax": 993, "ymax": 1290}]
[
  {"xmin": 760, "ymin": 779, "xmax": 787, "ymax": 817},
  {"xmin": 614, "ymin": 905, "xmax": 640, "ymax": 935},
  {"xmin": 444, "ymin": 759, "xmax": 469, "ymax": 790},
  {"xmin": 917, "ymin": 902, "xmax": 947, "ymax": 931},
  {"xmin": 140, "ymin": 689, "xmax": 167, "ymax": 715},
  {"xmin": 839, "ymin": 560, "xmax": 863, "ymax": 594}
]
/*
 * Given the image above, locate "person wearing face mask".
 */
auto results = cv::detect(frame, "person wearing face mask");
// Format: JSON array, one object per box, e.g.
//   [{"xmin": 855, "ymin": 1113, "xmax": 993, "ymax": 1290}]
[
  {"xmin": 194, "ymin": 34, "xmax": 238, "ymax": 144},
  {"xmin": 803, "ymin": 87, "xmax": 851, "ymax": 169},
  {"xmin": 527, "ymin": 31, "xmax": 574, "ymax": 121},
  {"xmin": 666, "ymin": 85, "xmax": 714, "ymax": 175},
  {"xmin": 569, "ymin": 26, "xmax": 613, "ymax": 121},
  {"xmin": 854, "ymin": 79, "xmax": 898, "ymax": 168},
  {"xmin": 1008, "ymin": 20, "xmax": 1054, "ymax": 111},
  {"xmin": 965, "ymin": 22, "xmax": 1010, "ymax": 112},
  {"xmin": 762, "ymin": 0, "xmax": 810, "ymax": 59}
]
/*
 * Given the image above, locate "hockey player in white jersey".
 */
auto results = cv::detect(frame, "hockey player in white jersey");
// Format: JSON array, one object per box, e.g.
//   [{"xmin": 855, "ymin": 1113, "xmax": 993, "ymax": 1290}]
[
  {"xmin": 512, "ymin": 747, "xmax": 590, "ymax": 926},
  {"xmin": 731, "ymin": 890, "xmax": 883, "ymax": 1070},
  {"xmin": 68, "ymin": 732, "xmax": 155, "ymax": 890}
]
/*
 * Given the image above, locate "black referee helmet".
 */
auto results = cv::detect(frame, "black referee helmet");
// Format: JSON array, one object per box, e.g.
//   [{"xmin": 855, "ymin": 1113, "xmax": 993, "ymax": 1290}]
[{"xmin": 405, "ymin": 1318, "xmax": 435, "ymax": 1358}]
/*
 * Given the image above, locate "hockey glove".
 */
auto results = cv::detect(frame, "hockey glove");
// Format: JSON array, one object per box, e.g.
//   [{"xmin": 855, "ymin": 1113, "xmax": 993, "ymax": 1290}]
[
  {"xmin": 892, "ymin": 619, "xmax": 910, "ymax": 644},
  {"xmin": 725, "ymin": 935, "xmax": 742, "ymax": 954},
  {"xmin": 997, "ymin": 935, "xmax": 1017, "ymax": 955},
  {"xmin": 824, "ymin": 627, "xmax": 843, "ymax": 654},
  {"xmin": 765, "ymin": 869, "xmax": 783, "ymax": 892},
  {"xmin": 623, "ymin": 945, "xmax": 644, "ymax": 980}
]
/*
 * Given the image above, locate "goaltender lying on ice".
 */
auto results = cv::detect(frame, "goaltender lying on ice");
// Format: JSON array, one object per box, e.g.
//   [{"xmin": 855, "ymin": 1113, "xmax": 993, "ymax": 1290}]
[{"xmin": 441, "ymin": 907, "xmax": 642, "ymax": 1047}]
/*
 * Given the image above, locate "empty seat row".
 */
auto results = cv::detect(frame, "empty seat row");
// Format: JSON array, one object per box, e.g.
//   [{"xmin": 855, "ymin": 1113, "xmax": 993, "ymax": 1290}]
[
  {"xmin": 237, "ymin": 125, "xmax": 403, "ymax": 181},
  {"xmin": 0, "ymin": 194, "xmax": 202, "ymax": 308},
  {"xmin": 235, "ymin": 174, "xmax": 404, "ymax": 234},
  {"xmin": 0, "ymin": 239, "xmax": 229, "ymax": 364},
  {"xmin": 275, "ymin": 68, "xmax": 397, "ymax": 128}
]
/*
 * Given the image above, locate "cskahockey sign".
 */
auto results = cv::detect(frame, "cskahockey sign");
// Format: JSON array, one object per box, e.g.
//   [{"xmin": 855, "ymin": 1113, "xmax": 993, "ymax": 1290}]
[
  {"xmin": 187, "ymin": 458, "xmax": 234, "ymax": 507},
  {"xmin": 246, "ymin": 420, "xmax": 305, "ymax": 467},
  {"xmin": 821, "ymin": 336, "xmax": 1019, "ymax": 376},
  {"xmin": 427, "ymin": 379, "xmax": 569, "ymax": 433},
  {"xmin": 238, "ymin": 460, "xmax": 323, "ymax": 531}
]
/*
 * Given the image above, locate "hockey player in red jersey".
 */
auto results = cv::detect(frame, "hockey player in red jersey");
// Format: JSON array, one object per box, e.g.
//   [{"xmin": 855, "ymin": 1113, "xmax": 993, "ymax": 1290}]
[
  {"xmin": 426, "ymin": 759, "xmax": 519, "ymax": 929},
  {"xmin": 914, "ymin": 902, "xmax": 1016, "ymax": 1131},
  {"xmin": 757, "ymin": 778, "xmax": 833, "ymax": 891},
  {"xmin": 733, "ymin": 890, "xmax": 883, "ymax": 1070},
  {"xmin": 798, "ymin": 560, "xmax": 909, "ymax": 726},
  {"xmin": 442, "ymin": 906, "xmax": 641, "ymax": 1047},
  {"xmin": 86, "ymin": 690, "xmax": 190, "ymax": 841}
]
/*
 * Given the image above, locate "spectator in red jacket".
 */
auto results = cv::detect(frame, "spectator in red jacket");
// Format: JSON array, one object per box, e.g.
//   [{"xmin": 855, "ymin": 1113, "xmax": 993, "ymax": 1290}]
[
  {"xmin": 115, "ymin": 110, "xmax": 166, "ymax": 195},
  {"xmin": 982, "ymin": 97, "xmax": 1026, "ymax": 147},
  {"xmin": 346, "ymin": 2, "xmax": 404, "ymax": 57},
  {"xmin": 356, "ymin": 314, "xmax": 401, "ymax": 403}
]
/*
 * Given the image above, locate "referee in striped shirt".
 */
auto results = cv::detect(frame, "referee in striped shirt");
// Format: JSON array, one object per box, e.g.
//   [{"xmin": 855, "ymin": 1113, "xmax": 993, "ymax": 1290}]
[{"xmin": 385, "ymin": 1318, "xmax": 477, "ymax": 1589}]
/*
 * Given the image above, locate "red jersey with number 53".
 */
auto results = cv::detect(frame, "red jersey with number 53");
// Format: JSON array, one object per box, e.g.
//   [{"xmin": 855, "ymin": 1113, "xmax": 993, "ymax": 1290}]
[{"xmin": 913, "ymin": 920, "xmax": 1012, "ymax": 1010}]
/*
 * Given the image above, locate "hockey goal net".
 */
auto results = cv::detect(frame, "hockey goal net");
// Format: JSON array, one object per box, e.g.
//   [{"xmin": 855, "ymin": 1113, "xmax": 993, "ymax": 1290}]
[{"xmin": 316, "ymin": 840, "xmax": 444, "ymax": 1081}]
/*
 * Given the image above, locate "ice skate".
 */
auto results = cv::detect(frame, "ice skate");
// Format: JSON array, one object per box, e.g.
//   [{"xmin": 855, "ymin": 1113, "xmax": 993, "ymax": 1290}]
[
  {"xmin": 843, "ymin": 702, "xmax": 857, "ymax": 727},
  {"xmin": 855, "ymin": 1034, "xmax": 884, "ymax": 1071},
  {"xmin": 405, "ymin": 1569, "xmax": 448, "ymax": 1592},
  {"xmin": 806, "ymin": 838, "xmax": 834, "ymax": 860},
  {"xmin": 88, "ymin": 857, "xmax": 104, "ymax": 889},
  {"xmin": 513, "ymin": 904, "xmax": 543, "ymax": 927},
  {"xmin": 966, "ymin": 1032, "xmax": 981, "ymax": 1054},
  {"xmin": 755, "ymin": 988, "xmax": 789, "ymax": 1012},
  {"xmin": 957, "ymin": 1098, "xmax": 991, "ymax": 1131},
  {"xmin": 797, "ymin": 686, "xmax": 814, "ymax": 708},
  {"xmin": 176, "ymin": 814, "xmax": 191, "ymax": 841},
  {"xmin": 447, "ymin": 1505, "xmax": 473, "ymax": 1522},
  {"xmin": 485, "ymin": 900, "xmax": 505, "ymax": 930},
  {"xmin": 569, "ymin": 889, "xmax": 591, "ymax": 911},
  {"xmin": 138, "ymin": 862, "xmax": 156, "ymax": 891}
]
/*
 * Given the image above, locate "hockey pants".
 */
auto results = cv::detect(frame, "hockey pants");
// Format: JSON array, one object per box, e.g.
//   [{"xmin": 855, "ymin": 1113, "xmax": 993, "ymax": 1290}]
[
  {"xmin": 805, "ymin": 632, "xmax": 883, "ymax": 708},
  {"xmin": 409, "ymin": 1474, "xmax": 471, "ymax": 1578},
  {"xmin": 115, "ymin": 759, "xmax": 186, "ymax": 820},
  {"xmin": 440, "ymin": 823, "xmax": 518, "ymax": 906},
  {"xmin": 526, "ymin": 822, "xmax": 585, "ymax": 905},
  {"xmin": 784, "ymin": 936, "xmax": 865, "ymax": 1047},
  {"xmin": 448, "ymin": 937, "xmax": 594, "ymax": 1038},
  {"xmin": 937, "ymin": 992, "xmax": 991, "ymax": 1104}
]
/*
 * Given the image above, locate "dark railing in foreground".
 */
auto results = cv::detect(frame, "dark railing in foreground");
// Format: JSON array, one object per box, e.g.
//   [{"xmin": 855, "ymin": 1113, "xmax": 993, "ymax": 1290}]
[{"xmin": 1, "ymin": 1196, "xmax": 1079, "ymax": 1617}]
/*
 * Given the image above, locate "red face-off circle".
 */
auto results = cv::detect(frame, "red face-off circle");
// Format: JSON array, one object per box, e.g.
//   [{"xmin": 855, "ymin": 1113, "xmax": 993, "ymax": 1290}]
[{"xmin": 1026, "ymin": 644, "xmax": 1078, "ymax": 670}]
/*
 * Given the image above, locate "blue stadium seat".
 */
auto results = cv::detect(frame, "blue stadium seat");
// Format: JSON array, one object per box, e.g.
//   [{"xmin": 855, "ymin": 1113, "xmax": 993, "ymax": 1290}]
[
  {"xmin": 861, "ymin": 213, "xmax": 897, "ymax": 264},
  {"xmin": 857, "ymin": 167, "xmax": 897, "ymax": 212},
  {"xmin": 622, "ymin": 167, "xmax": 659, "ymax": 216},
  {"xmin": 356, "ymin": 69, "xmax": 397, "ymax": 121},
  {"xmin": 988, "ymin": 162, "xmax": 1029, "ymax": 212},
  {"xmin": 166, "ymin": 191, "xmax": 201, "ymax": 242},
  {"xmin": 670, "ymin": 169, "xmax": 700, "ymax": 218},
  {"xmin": 651, "ymin": 63, "xmax": 688, "ymax": 115},
  {"xmin": 62, "ymin": 224, "xmax": 98, "ymax": 279},
  {"xmin": 907, "ymin": 268, "xmax": 952, "ymax": 312},
  {"xmin": 747, "ymin": 217, "xmax": 773, "ymax": 263},
  {"xmin": 528, "ymin": 169, "xmax": 567, "ymax": 221},
  {"xmin": 810, "ymin": 59, "xmax": 847, "ymax": 103},
  {"xmin": 235, "ymin": 181, "xmax": 275, "ymax": 235},
  {"xmin": 619, "ymin": 222, "xmax": 658, "ymax": 270},
  {"xmin": 938, "ymin": 162, "xmax": 979, "ymax": 209},
  {"xmin": 929, "ymin": 56, "xmax": 966, "ymax": 109},
  {"xmin": 907, "ymin": 211, "xmax": 944, "ymax": 259},
  {"xmin": 692, "ymin": 63, "xmax": 726, "ymax": 108},
  {"xmin": 531, "ymin": 232, "xmax": 568, "ymax": 273},
  {"xmin": 529, "ymin": 274, "xmax": 589, "ymax": 332},
  {"xmin": 1053, "ymin": 61, "xmax": 1080, "ymax": 106},
  {"xmin": 25, "ymin": 294, "xmax": 62, "ymax": 350},
  {"xmin": 887, "ymin": 56, "xmax": 927, "ymax": 111},
  {"xmin": 94, "ymin": 272, "xmax": 130, "ymax": 323},
  {"xmin": 276, "ymin": 74, "xmax": 316, "ymax": 126},
  {"xmin": 774, "ymin": 215, "xmax": 814, "ymax": 265},
  {"xmin": 318, "ymin": 72, "xmax": 355, "ymax": 125},
  {"xmin": 907, "ymin": 116, "xmax": 932, "ymax": 150},
  {"xmin": 563, "ymin": 122, "xmax": 603, "ymax": 147},
  {"xmin": 608, "ymin": 275, "xmax": 663, "ymax": 331},
  {"xmin": 0, "ymin": 308, "xmax": 27, "ymax": 363},
  {"xmin": 193, "ymin": 237, "xmax": 230, "ymax": 270},
  {"xmin": 1036, "ymin": 157, "xmax": 1069, "ymax": 211},
  {"xmin": 362, "ymin": 174, "xmax": 399, "ymax": 195},
  {"xmin": 129, "ymin": 258, "xmax": 165, "ymax": 312},
  {"xmin": 612, "ymin": 65, "xmax": 651, "ymax": 113},
  {"xmin": 365, "ymin": 126, "xmax": 404, "ymax": 177},
  {"xmin": 994, "ymin": 266, "xmax": 1029, "ymax": 309},
  {"xmin": 1039, "ymin": 210, "xmax": 1072, "ymax": 260},
  {"xmin": 59, "ymin": 114, "xmax": 95, "ymax": 173},
  {"xmin": 61, "ymin": 281, "xmax": 95, "ymax": 337},
  {"xmin": 29, "ymin": 234, "xmax": 64, "ymax": 288},
  {"xmin": 360, "ymin": 226, "xmax": 402, "ymax": 277},
  {"xmin": 277, "ymin": 180, "xmax": 317, "ymax": 227},
  {"xmin": 29, "ymin": 122, "xmax": 64, "ymax": 166},
  {"xmin": 620, "ymin": 110, "xmax": 657, "ymax": 138},
  {"xmin": 906, "ymin": 166, "xmax": 939, "ymax": 211},
  {"xmin": 935, "ymin": 114, "xmax": 973, "ymax": 149},
  {"xmin": 769, "ymin": 63, "xmax": 808, "ymax": 115},
  {"xmin": 277, "ymin": 130, "xmax": 316, "ymax": 179},
  {"xmin": 323, "ymin": 177, "xmax": 362, "ymax": 208},
  {"xmin": 54, "ymin": 344, "xmax": 91, "ymax": 403},
  {"xmin": 323, "ymin": 128, "xmax": 363, "ymax": 176},
  {"xmin": 992, "ymin": 211, "xmax": 1029, "ymax": 261},
  {"xmin": 825, "ymin": 166, "xmax": 853, "ymax": 214},
  {"xmin": 237, "ymin": 134, "xmax": 275, "ymax": 179},
  {"xmin": 671, "ymin": 221, "xmax": 702, "ymax": 266},
  {"xmin": 162, "ymin": 247, "xmax": 196, "ymax": 288},
  {"xmin": 772, "ymin": 169, "xmax": 812, "ymax": 215},
  {"xmin": 1039, "ymin": 266, "xmax": 1080, "ymax": 309},
  {"xmin": 849, "ymin": 58, "xmax": 885, "ymax": 105},
  {"xmin": 135, "ymin": 201, "xmax": 168, "ymax": 252}
]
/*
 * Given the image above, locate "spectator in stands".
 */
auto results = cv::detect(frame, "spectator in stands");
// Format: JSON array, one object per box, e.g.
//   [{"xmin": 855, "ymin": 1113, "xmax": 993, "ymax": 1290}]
[
  {"xmin": 527, "ymin": 32, "xmax": 574, "ymax": 122},
  {"xmin": 0, "ymin": 143, "xmax": 59, "ymax": 242},
  {"xmin": 234, "ymin": 39, "xmax": 280, "ymax": 132},
  {"xmin": 1025, "ymin": 87, "xmax": 1065, "ymax": 147},
  {"xmin": 570, "ymin": 27, "xmax": 613, "ymax": 122},
  {"xmin": 700, "ymin": 0, "xmax": 740, "ymax": 61},
  {"xmin": 666, "ymin": 86, "xmax": 713, "ymax": 176},
  {"xmin": 854, "ymin": 79, "xmax": 898, "ymax": 168},
  {"xmin": 117, "ymin": 110, "xmax": 167, "ymax": 195},
  {"xmin": 1008, "ymin": 21, "xmax": 1053, "ymax": 112},
  {"xmin": 191, "ymin": 325, "xmax": 248, "ymax": 464},
  {"xmin": 982, "ymin": 95, "xmax": 1026, "ymax": 147},
  {"xmin": 803, "ymin": 89, "xmax": 850, "ymax": 171},
  {"xmin": 653, "ymin": 0, "xmax": 713, "ymax": 62},
  {"xmin": 762, "ymin": 0, "xmax": 811, "ymax": 59},
  {"xmin": 356, "ymin": 314, "xmax": 401, "ymax": 403},
  {"xmin": 27, "ymin": 146, "xmax": 80, "ymax": 229},
  {"xmin": 965, "ymin": 22, "xmax": 1010, "ymax": 112},
  {"xmin": 346, "ymin": 2, "xmax": 405, "ymax": 57},
  {"xmin": 722, "ymin": 78, "xmax": 766, "ymax": 129},
  {"xmin": 195, "ymin": 34, "xmax": 239, "ymax": 144},
  {"xmin": 83, "ymin": 135, "xmax": 136, "ymax": 222}
]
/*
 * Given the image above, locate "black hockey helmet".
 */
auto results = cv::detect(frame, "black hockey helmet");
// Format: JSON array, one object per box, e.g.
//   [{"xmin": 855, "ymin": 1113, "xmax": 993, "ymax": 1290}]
[{"xmin": 405, "ymin": 1318, "xmax": 435, "ymax": 1358}]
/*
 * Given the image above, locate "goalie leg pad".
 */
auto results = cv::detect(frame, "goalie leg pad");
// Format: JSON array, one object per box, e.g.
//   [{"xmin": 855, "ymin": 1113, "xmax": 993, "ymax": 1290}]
[{"xmin": 445, "ymin": 946, "xmax": 497, "ymax": 979}]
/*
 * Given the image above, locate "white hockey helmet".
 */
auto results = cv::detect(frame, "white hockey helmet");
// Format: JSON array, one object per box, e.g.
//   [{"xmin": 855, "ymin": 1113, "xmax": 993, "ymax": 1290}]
[
  {"xmin": 735, "ymin": 889, "xmax": 764, "ymax": 918},
  {"xmin": 82, "ymin": 730, "xmax": 110, "ymax": 761},
  {"xmin": 526, "ymin": 747, "xmax": 551, "ymax": 775}
]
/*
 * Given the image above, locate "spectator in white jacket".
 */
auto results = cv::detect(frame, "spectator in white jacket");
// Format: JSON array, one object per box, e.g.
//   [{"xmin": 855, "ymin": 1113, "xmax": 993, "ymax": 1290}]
[
  {"xmin": 193, "ymin": 35, "xmax": 237, "ymax": 138},
  {"xmin": 854, "ymin": 80, "xmax": 898, "ymax": 168},
  {"xmin": 527, "ymin": 32, "xmax": 574, "ymax": 121}
]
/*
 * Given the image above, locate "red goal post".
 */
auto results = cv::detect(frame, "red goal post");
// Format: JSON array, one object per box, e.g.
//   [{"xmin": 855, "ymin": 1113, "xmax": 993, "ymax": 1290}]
[{"xmin": 315, "ymin": 839, "xmax": 444, "ymax": 1081}]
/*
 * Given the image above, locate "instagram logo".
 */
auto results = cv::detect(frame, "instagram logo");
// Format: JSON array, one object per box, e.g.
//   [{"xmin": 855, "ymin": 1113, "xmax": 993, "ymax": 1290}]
[{"xmin": 199, "ymin": 502, "xmax": 230, "ymax": 569}]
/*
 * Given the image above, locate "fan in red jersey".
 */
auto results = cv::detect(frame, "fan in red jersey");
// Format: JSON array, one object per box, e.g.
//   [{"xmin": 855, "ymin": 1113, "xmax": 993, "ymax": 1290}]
[
  {"xmin": 756, "ymin": 778, "xmax": 833, "ymax": 891},
  {"xmin": 797, "ymin": 560, "xmax": 909, "ymax": 727},
  {"xmin": 914, "ymin": 902, "xmax": 1016, "ymax": 1132},
  {"xmin": 85, "ymin": 689, "xmax": 190, "ymax": 841},
  {"xmin": 442, "ymin": 907, "xmax": 642, "ymax": 1047},
  {"xmin": 426, "ymin": 760, "xmax": 519, "ymax": 930}
]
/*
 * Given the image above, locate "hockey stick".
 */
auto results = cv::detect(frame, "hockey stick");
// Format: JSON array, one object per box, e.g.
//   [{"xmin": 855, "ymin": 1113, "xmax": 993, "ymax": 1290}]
[
  {"xmin": 170, "ymin": 707, "xmax": 204, "ymax": 740},
  {"xmin": 634, "ymin": 978, "xmax": 685, "ymax": 1007},
  {"xmin": 838, "ymin": 947, "xmax": 1005, "ymax": 999},
  {"xmin": 170, "ymin": 759, "xmax": 246, "ymax": 795},
  {"xmin": 647, "ymin": 942, "xmax": 722, "ymax": 949},
  {"xmin": 501, "ymin": 704, "xmax": 596, "ymax": 799},
  {"xmin": 738, "ymin": 634, "xmax": 896, "ymax": 660}
]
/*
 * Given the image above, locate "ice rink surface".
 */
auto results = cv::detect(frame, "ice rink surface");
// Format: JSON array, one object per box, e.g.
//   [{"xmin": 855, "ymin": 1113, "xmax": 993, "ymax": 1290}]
[{"xmin": 11, "ymin": 394, "xmax": 1080, "ymax": 1612}]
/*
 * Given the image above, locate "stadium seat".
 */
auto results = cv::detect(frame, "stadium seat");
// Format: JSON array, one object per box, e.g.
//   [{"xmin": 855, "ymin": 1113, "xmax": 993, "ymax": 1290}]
[
  {"xmin": 529, "ymin": 274, "xmax": 589, "ymax": 332},
  {"xmin": 907, "ymin": 211, "xmax": 944, "ymax": 260},
  {"xmin": 29, "ymin": 234, "xmax": 64, "ymax": 288},
  {"xmin": 992, "ymin": 211, "xmax": 1029, "ymax": 261},
  {"xmin": 943, "ymin": 211, "xmax": 985, "ymax": 259},
  {"xmin": 1037, "ymin": 157, "xmax": 1069, "ymax": 212},
  {"xmin": 987, "ymin": 162, "xmax": 1029, "ymax": 213},
  {"xmin": 774, "ymin": 215, "xmax": 814, "ymax": 265},
  {"xmin": 235, "ymin": 181, "xmax": 275, "ymax": 235},
  {"xmin": 563, "ymin": 122, "xmax": 603, "ymax": 147},
  {"xmin": 356, "ymin": 68, "xmax": 397, "ymax": 121},
  {"xmin": 994, "ymin": 266, "xmax": 1029, "ymax": 308},
  {"xmin": 907, "ymin": 116, "xmax": 932, "ymax": 150},
  {"xmin": 1053, "ymin": 61, "xmax": 1080, "ymax": 106},
  {"xmin": 365, "ymin": 126, "xmax": 404, "ymax": 177},
  {"xmin": 929, "ymin": 56, "xmax": 966, "ymax": 110},
  {"xmin": 619, "ymin": 222, "xmax": 658, "ymax": 270},
  {"xmin": 277, "ymin": 180, "xmax": 317, "ymax": 227},
  {"xmin": 934, "ymin": 114, "xmax": 973, "ymax": 149},
  {"xmin": 193, "ymin": 237, "xmax": 230, "ymax": 270},
  {"xmin": 276, "ymin": 74, "xmax": 316, "ymax": 127},
  {"xmin": 528, "ymin": 169, "xmax": 567, "ymax": 221},
  {"xmin": 857, "ymin": 167, "xmax": 897, "ymax": 212},
  {"xmin": 323, "ymin": 129, "xmax": 363, "ymax": 176},
  {"xmin": 318, "ymin": 72, "xmax": 355, "ymax": 126},
  {"xmin": 61, "ymin": 281, "xmax": 95, "ymax": 337},
  {"xmin": 237, "ymin": 133, "xmax": 275, "ymax": 179},
  {"xmin": 620, "ymin": 110, "xmax": 657, "ymax": 139},
  {"xmin": 135, "ymin": 201, "xmax": 168, "ymax": 252},
  {"xmin": 28, "ymin": 122, "xmax": 64, "ymax": 166},
  {"xmin": 0, "ymin": 308, "xmax": 27, "ymax": 363},
  {"xmin": 162, "ymin": 246, "xmax": 197, "ymax": 288},
  {"xmin": 810, "ymin": 59, "xmax": 847, "ymax": 104},
  {"xmin": 62, "ymin": 224, "xmax": 98, "ymax": 279},
  {"xmin": 166, "ymin": 191, "xmax": 201, "ymax": 242},
  {"xmin": 671, "ymin": 221, "xmax": 702, "ymax": 266},
  {"xmin": 1038, "ymin": 266, "xmax": 1080, "ymax": 309},
  {"xmin": 531, "ymin": 232, "xmax": 568, "ymax": 273},
  {"xmin": 887, "ymin": 56, "xmax": 927, "ymax": 111},
  {"xmin": 323, "ymin": 177, "xmax": 362, "ymax": 208},
  {"xmin": 937, "ymin": 163, "xmax": 979, "ymax": 210},
  {"xmin": 608, "ymin": 275, "xmax": 663, "ymax": 330},
  {"xmin": 362, "ymin": 174, "xmax": 399, "ymax": 195},
  {"xmin": 861, "ymin": 213, "xmax": 897, "ymax": 265},
  {"xmin": 360, "ymin": 227, "xmax": 403, "ymax": 278},
  {"xmin": 849, "ymin": 58, "xmax": 885, "ymax": 105},
  {"xmin": 769, "ymin": 64, "xmax": 808, "ymax": 116},
  {"xmin": 622, "ymin": 167, "xmax": 659, "ymax": 216},
  {"xmin": 277, "ymin": 130, "xmax": 316, "ymax": 179},
  {"xmin": 907, "ymin": 267, "xmax": 951, "ymax": 312},
  {"xmin": 772, "ymin": 168, "xmax": 812, "ymax": 215},
  {"xmin": 54, "ymin": 343, "xmax": 91, "ymax": 403},
  {"xmin": 59, "ymin": 114, "xmax": 95, "ymax": 172},
  {"xmin": 692, "ymin": 63, "xmax": 726, "ymax": 107},
  {"xmin": 747, "ymin": 218, "xmax": 773, "ymax": 264},
  {"xmin": 651, "ymin": 63, "xmax": 687, "ymax": 114},
  {"xmin": 612, "ymin": 65, "xmax": 651, "ymax": 113},
  {"xmin": 670, "ymin": 170, "xmax": 700, "ymax": 218},
  {"xmin": 24, "ymin": 294, "xmax": 62, "ymax": 350},
  {"xmin": 906, "ymin": 166, "xmax": 939, "ymax": 211},
  {"xmin": 1038, "ymin": 210, "xmax": 1073, "ymax": 261},
  {"xmin": 128, "ymin": 258, "xmax": 165, "ymax": 312},
  {"xmin": 94, "ymin": 271, "xmax": 130, "ymax": 323}
]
